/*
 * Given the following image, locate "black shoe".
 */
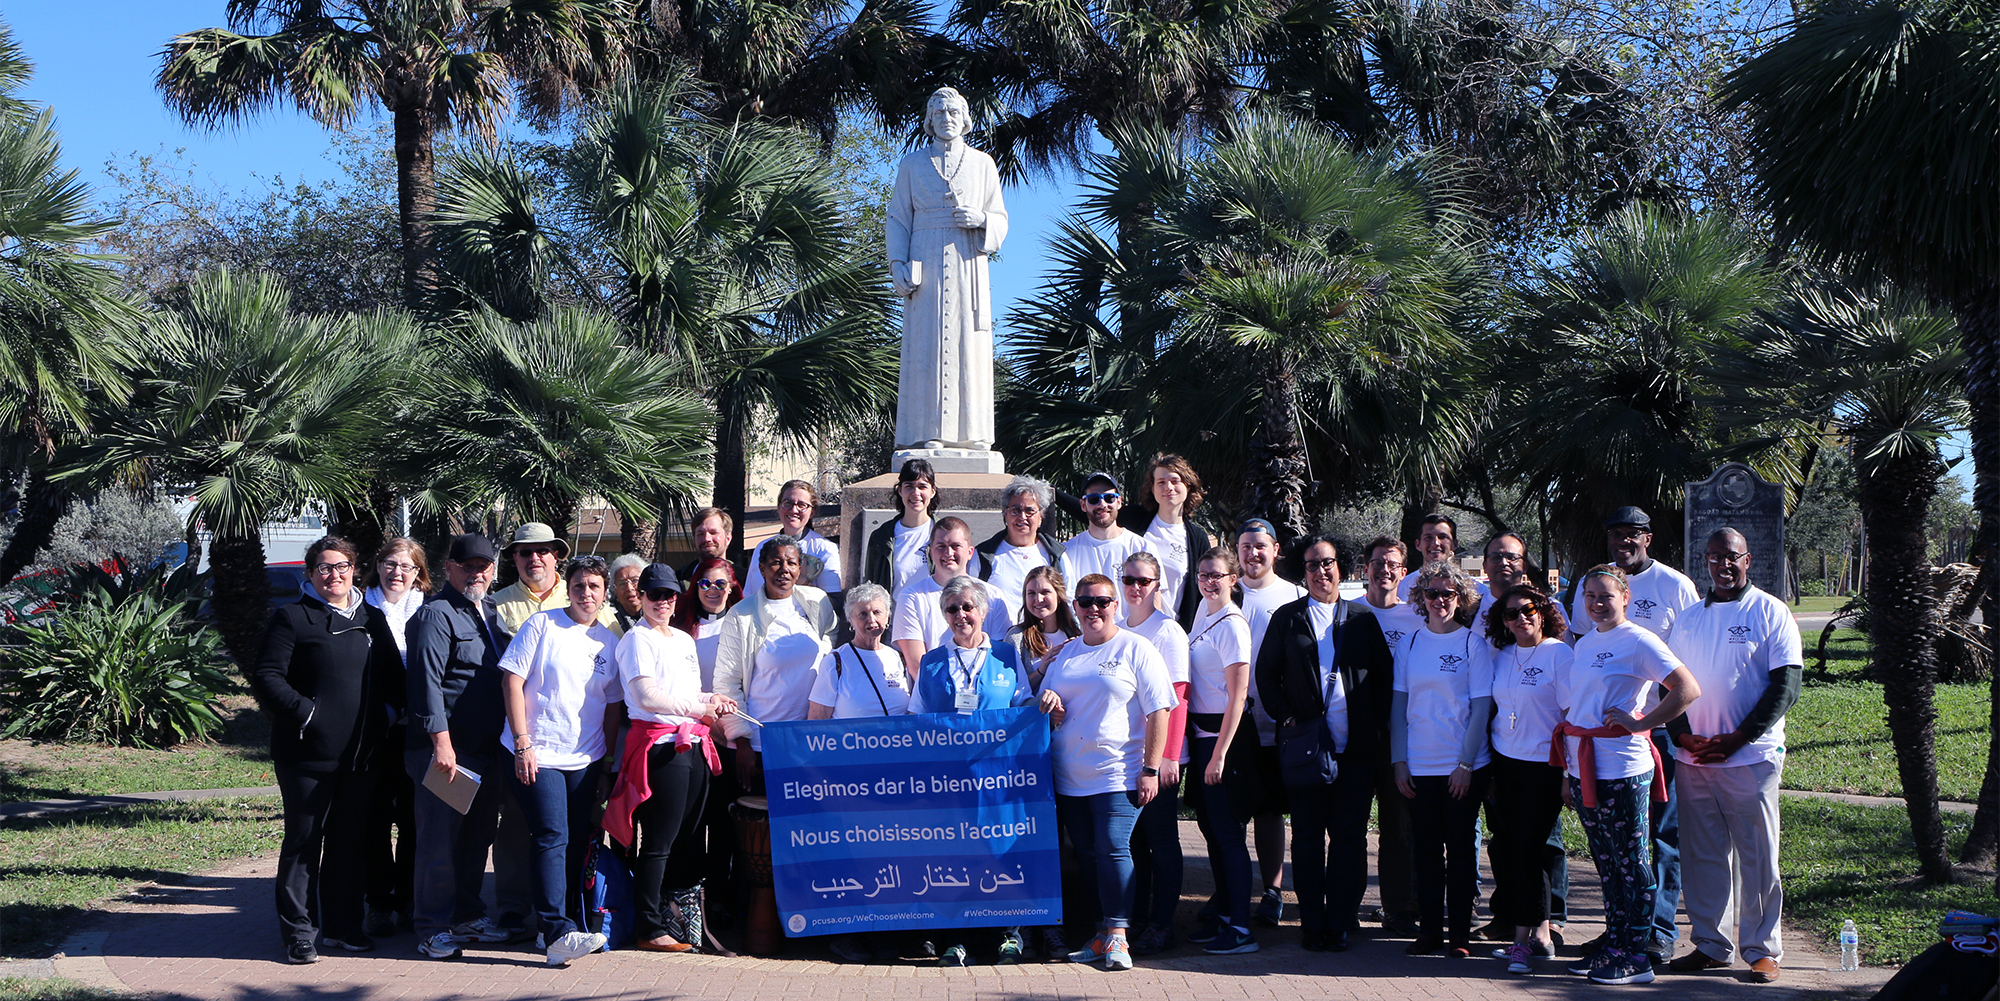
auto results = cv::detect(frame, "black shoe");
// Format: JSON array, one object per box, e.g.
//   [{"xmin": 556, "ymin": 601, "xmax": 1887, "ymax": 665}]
[
  {"xmin": 321, "ymin": 934, "xmax": 375, "ymax": 953},
  {"xmin": 1475, "ymin": 920, "xmax": 1507, "ymax": 941},
  {"xmin": 1328, "ymin": 930, "xmax": 1351, "ymax": 952},
  {"xmin": 286, "ymin": 940, "xmax": 322, "ymax": 964},
  {"xmin": 1383, "ymin": 915, "xmax": 1423, "ymax": 938},
  {"xmin": 1405, "ymin": 934, "xmax": 1443, "ymax": 955},
  {"xmin": 1254, "ymin": 888, "xmax": 1284, "ymax": 927},
  {"xmin": 1301, "ymin": 930, "xmax": 1332, "ymax": 953},
  {"xmin": 364, "ymin": 909, "xmax": 399, "ymax": 939}
]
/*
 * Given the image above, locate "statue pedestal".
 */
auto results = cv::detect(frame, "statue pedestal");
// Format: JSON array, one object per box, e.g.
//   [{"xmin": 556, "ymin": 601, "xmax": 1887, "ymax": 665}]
[
  {"xmin": 839, "ymin": 471, "xmax": 1013, "ymax": 587},
  {"xmin": 890, "ymin": 447, "xmax": 1005, "ymax": 475}
]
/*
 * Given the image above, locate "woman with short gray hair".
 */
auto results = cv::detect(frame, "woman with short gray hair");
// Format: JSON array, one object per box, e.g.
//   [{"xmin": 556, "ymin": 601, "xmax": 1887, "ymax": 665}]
[{"xmin": 807, "ymin": 584, "xmax": 908, "ymax": 720}]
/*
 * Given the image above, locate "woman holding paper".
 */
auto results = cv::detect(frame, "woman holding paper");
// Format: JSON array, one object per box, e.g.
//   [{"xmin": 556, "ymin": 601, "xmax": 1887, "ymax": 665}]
[
  {"xmin": 608, "ymin": 564, "xmax": 738, "ymax": 954},
  {"xmin": 500, "ymin": 556, "xmax": 625, "ymax": 967}
]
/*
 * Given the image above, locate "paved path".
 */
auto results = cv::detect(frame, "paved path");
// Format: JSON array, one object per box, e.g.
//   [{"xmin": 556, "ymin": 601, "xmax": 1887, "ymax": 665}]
[{"xmin": 48, "ymin": 821, "xmax": 1890, "ymax": 1001}]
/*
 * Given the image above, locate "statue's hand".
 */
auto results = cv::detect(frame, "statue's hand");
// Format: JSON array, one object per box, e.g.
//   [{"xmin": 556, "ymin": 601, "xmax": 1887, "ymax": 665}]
[
  {"xmin": 891, "ymin": 260, "xmax": 918, "ymax": 298},
  {"xmin": 952, "ymin": 207, "xmax": 986, "ymax": 229}
]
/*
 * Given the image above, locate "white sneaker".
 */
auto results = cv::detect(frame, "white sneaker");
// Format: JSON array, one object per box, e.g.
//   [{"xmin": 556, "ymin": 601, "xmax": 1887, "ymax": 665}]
[
  {"xmin": 546, "ymin": 930, "xmax": 608, "ymax": 966},
  {"xmin": 451, "ymin": 917, "xmax": 512, "ymax": 943},
  {"xmin": 418, "ymin": 932, "xmax": 461, "ymax": 959}
]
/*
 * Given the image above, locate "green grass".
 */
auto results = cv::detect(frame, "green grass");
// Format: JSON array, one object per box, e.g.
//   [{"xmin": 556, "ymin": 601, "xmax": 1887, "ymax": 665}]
[
  {"xmin": 0, "ymin": 979, "xmax": 124, "ymax": 1000},
  {"xmin": 0, "ymin": 701, "xmax": 272, "ymax": 804},
  {"xmin": 1789, "ymin": 595, "xmax": 1853, "ymax": 614},
  {"xmin": 1784, "ymin": 628, "xmax": 1988, "ymax": 801},
  {"xmin": 0, "ymin": 797, "xmax": 282, "ymax": 959},
  {"xmin": 1781, "ymin": 797, "xmax": 1995, "ymax": 966}
]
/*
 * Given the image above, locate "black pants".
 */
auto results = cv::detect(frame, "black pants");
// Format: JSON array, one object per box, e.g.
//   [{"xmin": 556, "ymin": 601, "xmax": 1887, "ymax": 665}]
[
  {"xmin": 1408, "ymin": 768, "xmax": 1490, "ymax": 943},
  {"xmin": 701, "ymin": 744, "xmax": 741, "ymax": 923},
  {"xmin": 1487, "ymin": 754, "xmax": 1566, "ymax": 928},
  {"xmin": 1289, "ymin": 752, "xmax": 1376, "ymax": 934},
  {"xmin": 363, "ymin": 731, "xmax": 415, "ymax": 919},
  {"xmin": 632, "ymin": 741, "xmax": 711, "ymax": 940},
  {"xmin": 1128, "ymin": 773, "xmax": 1183, "ymax": 929},
  {"xmin": 274, "ymin": 761, "xmax": 373, "ymax": 945}
]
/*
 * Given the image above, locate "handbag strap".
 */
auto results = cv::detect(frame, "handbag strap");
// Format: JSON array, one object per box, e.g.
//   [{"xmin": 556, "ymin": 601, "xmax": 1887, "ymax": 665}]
[{"xmin": 840, "ymin": 644, "xmax": 892, "ymax": 717}]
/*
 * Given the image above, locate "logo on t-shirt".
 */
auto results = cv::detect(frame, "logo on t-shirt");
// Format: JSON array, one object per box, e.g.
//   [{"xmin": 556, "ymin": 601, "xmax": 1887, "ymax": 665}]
[
  {"xmin": 1098, "ymin": 658, "xmax": 1126, "ymax": 677},
  {"xmin": 1632, "ymin": 598, "xmax": 1658, "ymax": 618},
  {"xmin": 1728, "ymin": 625, "xmax": 1751, "ymax": 643},
  {"xmin": 1521, "ymin": 666, "xmax": 1545, "ymax": 684},
  {"xmin": 1593, "ymin": 651, "xmax": 1616, "ymax": 666},
  {"xmin": 593, "ymin": 652, "xmax": 611, "ymax": 674},
  {"xmin": 1383, "ymin": 629, "xmax": 1408, "ymax": 646},
  {"xmin": 1437, "ymin": 654, "xmax": 1464, "ymax": 673}
]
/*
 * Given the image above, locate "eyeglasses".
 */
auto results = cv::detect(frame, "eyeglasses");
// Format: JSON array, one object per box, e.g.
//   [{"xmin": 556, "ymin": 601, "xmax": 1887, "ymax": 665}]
[
  {"xmin": 943, "ymin": 602, "xmax": 980, "ymax": 615},
  {"xmin": 1304, "ymin": 558, "xmax": 1338, "ymax": 573},
  {"xmin": 379, "ymin": 561, "xmax": 418, "ymax": 575},
  {"xmin": 645, "ymin": 589, "xmax": 678, "ymax": 602},
  {"xmin": 1705, "ymin": 551, "xmax": 1749, "ymax": 565},
  {"xmin": 1422, "ymin": 588, "xmax": 1458, "ymax": 601},
  {"xmin": 1196, "ymin": 571, "xmax": 1235, "ymax": 583},
  {"xmin": 1121, "ymin": 575, "xmax": 1158, "ymax": 588},
  {"xmin": 1074, "ymin": 595, "xmax": 1115, "ymax": 610},
  {"xmin": 1486, "ymin": 552, "xmax": 1525, "ymax": 565},
  {"xmin": 1503, "ymin": 605, "xmax": 1539, "ymax": 621},
  {"xmin": 695, "ymin": 578, "xmax": 731, "ymax": 591},
  {"xmin": 313, "ymin": 562, "xmax": 354, "ymax": 577},
  {"xmin": 1082, "ymin": 491, "xmax": 1120, "ymax": 505},
  {"xmin": 1004, "ymin": 505, "xmax": 1041, "ymax": 517},
  {"xmin": 1366, "ymin": 559, "xmax": 1405, "ymax": 572}
]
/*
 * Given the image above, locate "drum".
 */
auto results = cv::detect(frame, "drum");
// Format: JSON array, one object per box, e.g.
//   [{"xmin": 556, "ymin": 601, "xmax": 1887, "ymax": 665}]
[{"xmin": 730, "ymin": 795, "xmax": 782, "ymax": 955}]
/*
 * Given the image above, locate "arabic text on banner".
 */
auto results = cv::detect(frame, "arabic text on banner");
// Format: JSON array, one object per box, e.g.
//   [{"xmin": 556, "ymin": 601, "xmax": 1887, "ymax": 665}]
[{"xmin": 760, "ymin": 706, "xmax": 1061, "ymax": 936}]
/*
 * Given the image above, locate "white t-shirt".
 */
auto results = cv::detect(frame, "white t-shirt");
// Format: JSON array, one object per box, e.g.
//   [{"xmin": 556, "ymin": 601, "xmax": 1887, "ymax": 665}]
[
  {"xmin": 1064, "ymin": 529, "xmax": 1149, "ymax": 617},
  {"xmin": 1126, "ymin": 611, "xmax": 1191, "ymax": 686},
  {"xmin": 498, "ymin": 609, "xmax": 623, "ymax": 770},
  {"xmin": 1143, "ymin": 515, "xmax": 1192, "ymax": 615},
  {"xmin": 809, "ymin": 643, "xmax": 911, "ymax": 719},
  {"xmin": 747, "ymin": 528, "xmax": 843, "ymax": 595},
  {"xmin": 692, "ymin": 615, "xmax": 725, "ymax": 691},
  {"xmin": 1042, "ymin": 629, "xmax": 1177, "ymax": 797},
  {"xmin": 1186, "ymin": 603, "xmax": 1251, "ymax": 723},
  {"xmin": 1667, "ymin": 586, "xmax": 1802, "ymax": 768},
  {"xmin": 889, "ymin": 520, "xmax": 931, "ymax": 594},
  {"xmin": 1490, "ymin": 639, "xmax": 1573, "ymax": 763},
  {"xmin": 890, "ymin": 575, "xmax": 1012, "ymax": 652},
  {"xmin": 984, "ymin": 540, "xmax": 1074, "ymax": 629},
  {"xmin": 1363, "ymin": 598, "xmax": 1426, "ymax": 653},
  {"xmin": 1561, "ymin": 621, "xmax": 1682, "ymax": 779},
  {"xmin": 1307, "ymin": 598, "xmax": 1351, "ymax": 753},
  {"xmin": 744, "ymin": 599, "xmax": 826, "ymax": 750},
  {"xmin": 1392, "ymin": 626, "xmax": 1494, "ymax": 777},
  {"xmin": 617, "ymin": 622, "xmax": 706, "ymax": 734},
  {"xmin": 1239, "ymin": 575, "xmax": 1307, "ymax": 745},
  {"xmin": 1399, "ymin": 573, "xmax": 1492, "ymax": 603},
  {"xmin": 1570, "ymin": 561, "xmax": 1698, "ymax": 641}
]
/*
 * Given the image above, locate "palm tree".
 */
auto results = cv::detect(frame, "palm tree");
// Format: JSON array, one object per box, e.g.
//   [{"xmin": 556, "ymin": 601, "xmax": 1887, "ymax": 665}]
[
  {"xmin": 1489, "ymin": 205, "xmax": 1778, "ymax": 565},
  {"xmin": 432, "ymin": 79, "xmax": 896, "ymax": 557},
  {"xmin": 0, "ymin": 28, "xmax": 141, "ymax": 584},
  {"xmin": 156, "ymin": 0, "xmax": 635, "ymax": 309},
  {"xmin": 1718, "ymin": 0, "xmax": 2000, "ymax": 868},
  {"xmin": 405, "ymin": 307, "xmax": 714, "ymax": 536},
  {"xmin": 57, "ymin": 270, "xmax": 406, "ymax": 666},
  {"xmin": 1718, "ymin": 280, "xmax": 1968, "ymax": 881}
]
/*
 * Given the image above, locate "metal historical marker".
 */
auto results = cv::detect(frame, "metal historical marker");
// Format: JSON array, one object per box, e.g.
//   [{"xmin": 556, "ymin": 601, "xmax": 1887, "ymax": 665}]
[{"xmin": 1685, "ymin": 462, "xmax": 1790, "ymax": 599}]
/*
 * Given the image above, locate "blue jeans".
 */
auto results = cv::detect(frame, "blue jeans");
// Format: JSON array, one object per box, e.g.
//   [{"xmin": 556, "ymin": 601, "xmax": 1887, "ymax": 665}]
[
  {"xmin": 508, "ymin": 761, "xmax": 601, "ymax": 940},
  {"xmin": 1190, "ymin": 736, "xmax": 1255, "ymax": 927},
  {"xmin": 404, "ymin": 749, "xmax": 504, "ymax": 938},
  {"xmin": 1057, "ymin": 791, "xmax": 1142, "ymax": 930},
  {"xmin": 1649, "ymin": 728, "xmax": 1681, "ymax": 947}
]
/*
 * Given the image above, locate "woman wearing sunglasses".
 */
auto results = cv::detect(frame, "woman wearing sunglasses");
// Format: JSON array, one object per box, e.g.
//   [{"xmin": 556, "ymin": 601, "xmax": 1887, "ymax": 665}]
[
  {"xmin": 1391, "ymin": 562, "xmax": 1493, "ymax": 959},
  {"xmin": 1559, "ymin": 565, "xmax": 1700, "ymax": 986},
  {"xmin": 1483, "ymin": 585, "xmax": 1573, "ymax": 974},
  {"xmin": 668, "ymin": 555, "xmax": 746, "ymax": 926},
  {"xmin": 1037, "ymin": 575, "xmax": 1177, "ymax": 971},
  {"xmin": 1119, "ymin": 553, "xmax": 1190, "ymax": 956}
]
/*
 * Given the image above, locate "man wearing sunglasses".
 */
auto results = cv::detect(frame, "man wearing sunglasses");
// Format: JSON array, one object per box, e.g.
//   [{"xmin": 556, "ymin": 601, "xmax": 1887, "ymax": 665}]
[{"xmin": 1063, "ymin": 473, "xmax": 1149, "ymax": 619}]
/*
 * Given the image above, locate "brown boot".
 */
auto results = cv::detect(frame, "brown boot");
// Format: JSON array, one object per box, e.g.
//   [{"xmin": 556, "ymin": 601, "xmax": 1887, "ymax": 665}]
[{"xmin": 1746, "ymin": 957, "xmax": 1780, "ymax": 983}]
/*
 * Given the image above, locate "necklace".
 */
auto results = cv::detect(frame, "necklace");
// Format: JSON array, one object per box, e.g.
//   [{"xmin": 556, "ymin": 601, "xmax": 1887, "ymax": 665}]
[
  {"xmin": 931, "ymin": 143, "xmax": 965, "ymax": 201},
  {"xmin": 1508, "ymin": 642, "xmax": 1547, "ymax": 730}
]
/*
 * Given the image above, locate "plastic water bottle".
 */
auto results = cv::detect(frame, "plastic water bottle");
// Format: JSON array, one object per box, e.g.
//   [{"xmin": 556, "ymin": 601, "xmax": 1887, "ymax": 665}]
[{"xmin": 1839, "ymin": 919, "xmax": 1860, "ymax": 971}]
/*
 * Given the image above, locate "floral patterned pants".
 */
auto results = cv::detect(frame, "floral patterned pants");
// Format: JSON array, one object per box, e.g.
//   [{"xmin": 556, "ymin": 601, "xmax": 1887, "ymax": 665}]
[{"xmin": 1570, "ymin": 774, "xmax": 1657, "ymax": 959}]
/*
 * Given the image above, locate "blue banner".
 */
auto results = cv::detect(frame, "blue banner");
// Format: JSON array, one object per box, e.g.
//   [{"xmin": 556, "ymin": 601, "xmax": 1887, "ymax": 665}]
[{"xmin": 761, "ymin": 706, "xmax": 1061, "ymax": 937}]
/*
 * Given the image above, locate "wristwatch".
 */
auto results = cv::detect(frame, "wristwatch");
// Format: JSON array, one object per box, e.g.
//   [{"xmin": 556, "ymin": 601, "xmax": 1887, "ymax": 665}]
[{"xmin": 1141, "ymin": 766, "xmax": 1161, "ymax": 777}]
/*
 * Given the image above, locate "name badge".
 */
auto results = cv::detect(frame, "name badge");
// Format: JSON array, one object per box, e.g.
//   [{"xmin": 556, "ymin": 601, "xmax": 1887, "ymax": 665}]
[{"xmin": 955, "ymin": 685, "xmax": 979, "ymax": 713}]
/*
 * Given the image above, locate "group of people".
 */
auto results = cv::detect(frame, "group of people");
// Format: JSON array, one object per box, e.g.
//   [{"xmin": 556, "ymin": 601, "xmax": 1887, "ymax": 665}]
[{"xmin": 249, "ymin": 455, "xmax": 1801, "ymax": 988}]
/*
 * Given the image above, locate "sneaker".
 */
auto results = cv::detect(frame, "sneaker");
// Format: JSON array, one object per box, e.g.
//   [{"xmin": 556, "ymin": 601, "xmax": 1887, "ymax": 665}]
[
  {"xmin": 321, "ymin": 934, "xmax": 374, "ymax": 953},
  {"xmin": 418, "ymin": 932, "xmax": 461, "ymax": 959},
  {"xmin": 451, "ymin": 917, "xmax": 513, "ymax": 943},
  {"xmin": 1254, "ymin": 888, "xmax": 1284, "ymax": 927},
  {"xmin": 285, "ymin": 940, "xmax": 321, "ymax": 964},
  {"xmin": 997, "ymin": 930, "xmax": 1025, "ymax": 964},
  {"xmin": 1103, "ymin": 935, "xmax": 1133, "ymax": 971},
  {"xmin": 1039, "ymin": 927, "xmax": 1068, "ymax": 960},
  {"xmin": 940, "ymin": 944, "xmax": 969, "ymax": 967},
  {"xmin": 364, "ymin": 908, "xmax": 399, "ymax": 939},
  {"xmin": 1588, "ymin": 953, "xmax": 1658, "ymax": 985},
  {"xmin": 1565, "ymin": 951, "xmax": 1600, "ymax": 976},
  {"xmin": 1130, "ymin": 924, "xmax": 1173, "ymax": 955},
  {"xmin": 1203, "ymin": 925, "xmax": 1260, "ymax": 955},
  {"xmin": 546, "ymin": 930, "xmax": 608, "ymax": 967},
  {"xmin": 1187, "ymin": 912, "xmax": 1224, "ymax": 945},
  {"xmin": 1068, "ymin": 935, "xmax": 1110, "ymax": 964},
  {"xmin": 1492, "ymin": 940, "xmax": 1551, "ymax": 959},
  {"xmin": 1505, "ymin": 942, "xmax": 1533, "ymax": 975}
]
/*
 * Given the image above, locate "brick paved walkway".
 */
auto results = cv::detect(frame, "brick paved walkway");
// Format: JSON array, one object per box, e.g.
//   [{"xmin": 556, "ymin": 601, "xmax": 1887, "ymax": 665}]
[{"xmin": 60, "ymin": 821, "xmax": 1890, "ymax": 1001}]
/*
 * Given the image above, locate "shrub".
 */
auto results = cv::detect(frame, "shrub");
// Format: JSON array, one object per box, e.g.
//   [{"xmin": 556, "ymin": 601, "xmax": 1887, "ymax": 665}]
[
  {"xmin": 1798, "ymin": 577, "xmax": 1828, "ymax": 597},
  {"xmin": 0, "ymin": 564, "xmax": 233, "ymax": 748}
]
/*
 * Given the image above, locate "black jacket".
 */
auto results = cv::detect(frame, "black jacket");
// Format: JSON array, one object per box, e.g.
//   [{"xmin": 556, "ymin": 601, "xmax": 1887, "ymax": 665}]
[
  {"xmin": 251, "ymin": 593, "xmax": 403, "ymax": 771},
  {"xmin": 404, "ymin": 585, "xmax": 508, "ymax": 758},
  {"xmin": 864, "ymin": 517, "xmax": 921, "ymax": 590},
  {"xmin": 1254, "ymin": 596, "xmax": 1395, "ymax": 767},
  {"xmin": 1051, "ymin": 490, "xmax": 1214, "ymax": 629}
]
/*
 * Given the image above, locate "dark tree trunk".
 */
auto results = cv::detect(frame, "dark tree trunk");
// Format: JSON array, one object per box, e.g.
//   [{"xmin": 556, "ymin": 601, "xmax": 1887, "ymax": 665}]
[
  {"xmin": 1860, "ymin": 447, "xmax": 1954, "ymax": 883},
  {"xmin": 620, "ymin": 498, "xmax": 661, "ymax": 562},
  {"xmin": 211, "ymin": 527, "xmax": 271, "ymax": 671},
  {"xmin": 393, "ymin": 104, "xmax": 439, "ymax": 312},
  {"xmin": 0, "ymin": 463, "xmax": 68, "ymax": 584},
  {"xmin": 1950, "ymin": 284, "xmax": 2000, "ymax": 870},
  {"xmin": 1246, "ymin": 362, "xmax": 1309, "ymax": 541},
  {"xmin": 713, "ymin": 408, "xmax": 750, "ymax": 564},
  {"xmin": 329, "ymin": 481, "xmax": 395, "ymax": 566}
]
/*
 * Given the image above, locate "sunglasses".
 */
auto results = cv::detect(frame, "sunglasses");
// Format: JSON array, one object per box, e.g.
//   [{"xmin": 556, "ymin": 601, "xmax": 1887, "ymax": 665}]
[
  {"xmin": 1503, "ymin": 604, "xmax": 1538, "ymax": 621},
  {"xmin": 943, "ymin": 602, "xmax": 980, "ymax": 615},
  {"xmin": 1074, "ymin": 595, "xmax": 1115, "ymax": 610},
  {"xmin": 1120, "ymin": 575, "xmax": 1158, "ymax": 588},
  {"xmin": 695, "ymin": 579, "xmax": 731, "ymax": 591},
  {"xmin": 646, "ymin": 589, "xmax": 678, "ymax": 602},
  {"xmin": 1422, "ymin": 588, "xmax": 1459, "ymax": 601},
  {"xmin": 1082, "ymin": 491, "xmax": 1120, "ymax": 504}
]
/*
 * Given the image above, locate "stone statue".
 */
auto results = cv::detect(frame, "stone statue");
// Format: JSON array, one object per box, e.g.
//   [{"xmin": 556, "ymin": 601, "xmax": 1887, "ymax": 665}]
[{"xmin": 888, "ymin": 86, "xmax": 1008, "ymax": 458}]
